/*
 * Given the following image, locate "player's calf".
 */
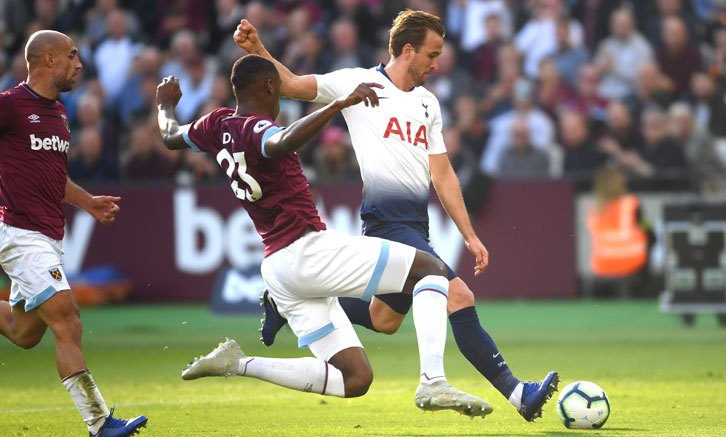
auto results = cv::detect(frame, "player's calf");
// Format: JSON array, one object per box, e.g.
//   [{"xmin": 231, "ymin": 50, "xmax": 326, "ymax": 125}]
[{"xmin": 329, "ymin": 347, "xmax": 373, "ymax": 397}]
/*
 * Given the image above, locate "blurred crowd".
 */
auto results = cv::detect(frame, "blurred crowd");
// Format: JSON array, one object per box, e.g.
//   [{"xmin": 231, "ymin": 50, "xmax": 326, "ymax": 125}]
[{"xmin": 2, "ymin": 0, "xmax": 726, "ymax": 196}]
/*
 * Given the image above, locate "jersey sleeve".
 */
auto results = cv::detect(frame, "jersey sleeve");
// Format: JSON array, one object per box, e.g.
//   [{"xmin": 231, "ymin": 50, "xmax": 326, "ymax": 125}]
[
  {"xmin": 183, "ymin": 109, "xmax": 223, "ymax": 154},
  {"xmin": 0, "ymin": 92, "xmax": 14, "ymax": 133},
  {"xmin": 427, "ymin": 98, "xmax": 446, "ymax": 155},
  {"xmin": 247, "ymin": 117, "xmax": 285, "ymax": 159},
  {"xmin": 312, "ymin": 68, "xmax": 362, "ymax": 104}
]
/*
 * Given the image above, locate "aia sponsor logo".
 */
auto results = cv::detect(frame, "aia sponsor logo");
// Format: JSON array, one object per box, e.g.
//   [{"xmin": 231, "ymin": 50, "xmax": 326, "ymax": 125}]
[
  {"xmin": 383, "ymin": 117, "xmax": 428, "ymax": 149},
  {"xmin": 28, "ymin": 114, "xmax": 40, "ymax": 123},
  {"xmin": 29, "ymin": 134, "xmax": 69, "ymax": 153}
]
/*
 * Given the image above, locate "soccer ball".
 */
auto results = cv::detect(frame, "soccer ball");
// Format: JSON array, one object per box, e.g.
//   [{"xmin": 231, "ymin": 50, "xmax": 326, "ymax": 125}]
[{"xmin": 556, "ymin": 381, "xmax": 610, "ymax": 429}]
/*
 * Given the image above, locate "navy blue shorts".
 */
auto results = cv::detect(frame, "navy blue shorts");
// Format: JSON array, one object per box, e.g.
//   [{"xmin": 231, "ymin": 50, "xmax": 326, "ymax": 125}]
[{"xmin": 362, "ymin": 217, "xmax": 457, "ymax": 314}]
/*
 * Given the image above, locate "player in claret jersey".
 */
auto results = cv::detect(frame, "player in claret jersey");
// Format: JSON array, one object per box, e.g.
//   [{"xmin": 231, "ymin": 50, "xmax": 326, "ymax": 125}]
[
  {"xmin": 235, "ymin": 10, "xmax": 559, "ymax": 421},
  {"xmin": 0, "ymin": 31, "xmax": 147, "ymax": 436},
  {"xmin": 158, "ymin": 54, "xmax": 492, "ymax": 418}
]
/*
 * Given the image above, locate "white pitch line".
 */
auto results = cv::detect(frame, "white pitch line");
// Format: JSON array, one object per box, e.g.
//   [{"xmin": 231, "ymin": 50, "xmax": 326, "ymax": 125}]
[{"xmin": 1, "ymin": 387, "xmax": 406, "ymax": 414}]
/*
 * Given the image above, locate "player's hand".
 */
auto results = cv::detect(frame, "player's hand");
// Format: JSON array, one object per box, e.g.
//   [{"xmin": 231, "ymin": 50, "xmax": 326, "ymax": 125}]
[
  {"xmin": 156, "ymin": 76, "xmax": 182, "ymax": 108},
  {"xmin": 465, "ymin": 236, "xmax": 489, "ymax": 276},
  {"xmin": 87, "ymin": 196, "xmax": 121, "ymax": 225},
  {"xmin": 337, "ymin": 82, "xmax": 384, "ymax": 109},
  {"xmin": 234, "ymin": 19, "xmax": 263, "ymax": 53}
]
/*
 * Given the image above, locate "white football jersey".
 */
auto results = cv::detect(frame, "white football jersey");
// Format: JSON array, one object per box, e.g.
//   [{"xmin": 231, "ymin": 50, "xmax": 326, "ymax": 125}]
[{"xmin": 313, "ymin": 65, "xmax": 446, "ymax": 223}]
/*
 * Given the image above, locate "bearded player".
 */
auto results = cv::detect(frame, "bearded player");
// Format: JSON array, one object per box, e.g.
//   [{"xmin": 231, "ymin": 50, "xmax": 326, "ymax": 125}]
[
  {"xmin": 235, "ymin": 10, "xmax": 559, "ymax": 421},
  {"xmin": 0, "ymin": 31, "xmax": 147, "ymax": 436}
]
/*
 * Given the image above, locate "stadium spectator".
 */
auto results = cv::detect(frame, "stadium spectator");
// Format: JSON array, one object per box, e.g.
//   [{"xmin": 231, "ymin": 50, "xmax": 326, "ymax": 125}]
[
  {"xmin": 0, "ymin": 52, "xmax": 28, "ymax": 92},
  {"xmin": 536, "ymin": 57, "xmax": 577, "ymax": 118},
  {"xmin": 93, "ymin": 8, "xmax": 142, "ymax": 102},
  {"xmin": 656, "ymin": 16, "xmax": 704, "ymax": 98},
  {"xmin": 570, "ymin": 0, "xmax": 628, "ymax": 52},
  {"xmin": 67, "ymin": 127, "xmax": 118, "ymax": 181},
  {"xmin": 459, "ymin": 0, "xmax": 512, "ymax": 53},
  {"xmin": 594, "ymin": 8, "xmax": 654, "ymax": 100},
  {"xmin": 117, "ymin": 47, "xmax": 163, "ymax": 127},
  {"xmin": 625, "ymin": 61, "xmax": 675, "ymax": 123},
  {"xmin": 551, "ymin": 15, "xmax": 590, "ymax": 88},
  {"xmin": 467, "ymin": 13, "xmax": 505, "ymax": 86},
  {"xmin": 481, "ymin": 79, "xmax": 554, "ymax": 175},
  {"xmin": 331, "ymin": 0, "xmax": 382, "ymax": 49},
  {"xmin": 559, "ymin": 110, "xmax": 606, "ymax": 188},
  {"xmin": 668, "ymin": 102, "xmax": 726, "ymax": 189},
  {"xmin": 123, "ymin": 123, "xmax": 176, "ymax": 180},
  {"xmin": 616, "ymin": 108, "xmax": 688, "ymax": 190},
  {"xmin": 514, "ymin": 0, "xmax": 583, "ymax": 79},
  {"xmin": 480, "ymin": 44, "xmax": 522, "ymax": 118},
  {"xmin": 643, "ymin": 0, "xmax": 698, "ymax": 49},
  {"xmin": 453, "ymin": 95, "xmax": 488, "ymax": 159},
  {"xmin": 282, "ymin": 30, "xmax": 323, "ymax": 76},
  {"xmin": 599, "ymin": 101, "xmax": 643, "ymax": 156},
  {"xmin": 313, "ymin": 125, "xmax": 359, "ymax": 184},
  {"xmin": 174, "ymin": 51, "xmax": 216, "ymax": 124},
  {"xmin": 690, "ymin": 71, "xmax": 726, "ymax": 139},
  {"xmin": 563, "ymin": 63, "xmax": 609, "ymax": 123},
  {"xmin": 496, "ymin": 117, "xmax": 550, "ymax": 179},
  {"xmin": 320, "ymin": 19, "xmax": 372, "ymax": 71}
]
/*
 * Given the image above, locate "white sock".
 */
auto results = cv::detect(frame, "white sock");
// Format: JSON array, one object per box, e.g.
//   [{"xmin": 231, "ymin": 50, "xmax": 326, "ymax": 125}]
[
  {"xmin": 61, "ymin": 369, "xmax": 110, "ymax": 434},
  {"xmin": 412, "ymin": 275, "xmax": 449, "ymax": 385},
  {"xmin": 509, "ymin": 382, "xmax": 524, "ymax": 409},
  {"xmin": 238, "ymin": 356, "xmax": 345, "ymax": 397}
]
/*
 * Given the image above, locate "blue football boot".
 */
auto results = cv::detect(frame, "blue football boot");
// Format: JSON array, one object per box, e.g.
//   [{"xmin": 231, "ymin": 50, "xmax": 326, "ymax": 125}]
[
  {"xmin": 259, "ymin": 289, "xmax": 287, "ymax": 346},
  {"xmin": 91, "ymin": 407, "xmax": 147, "ymax": 436},
  {"xmin": 518, "ymin": 371, "xmax": 560, "ymax": 422}
]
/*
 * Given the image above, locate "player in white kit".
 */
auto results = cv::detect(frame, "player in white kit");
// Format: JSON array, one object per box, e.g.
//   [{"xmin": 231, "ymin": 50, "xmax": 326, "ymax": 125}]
[{"xmin": 234, "ymin": 10, "xmax": 559, "ymax": 422}]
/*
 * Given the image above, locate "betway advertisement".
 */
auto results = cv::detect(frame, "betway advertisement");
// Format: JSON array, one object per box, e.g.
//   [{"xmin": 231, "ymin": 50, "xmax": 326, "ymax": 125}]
[{"xmin": 62, "ymin": 181, "xmax": 576, "ymax": 302}]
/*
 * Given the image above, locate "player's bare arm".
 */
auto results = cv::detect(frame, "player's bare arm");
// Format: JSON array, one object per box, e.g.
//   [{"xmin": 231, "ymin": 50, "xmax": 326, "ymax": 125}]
[
  {"xmin": 233, "ymin": 19, "xmax": 317, "ymax": 101},
  {"xmin": 264, "ymin": 82, "xmax": 383, "ymax": 158},
  {"xmin": 429, "ymin": 153, "xmax": 489, "ymax": 276},
  {"xmin": 156, "ymin": 75, "xmax": 191, "ymax": 150},
  {"xmin": 64, "ymin": 177, "xmax": 121, "ymax": 226}
]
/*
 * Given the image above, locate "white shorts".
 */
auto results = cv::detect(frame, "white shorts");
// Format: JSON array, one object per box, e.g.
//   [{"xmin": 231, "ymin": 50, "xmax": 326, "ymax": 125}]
[
  {"xmin": 0, "ymin": 222, "xmax": 70, "ymax": 311},
  {"xmin": 260, "ymin": 229, "xmax": 416, "ymax": 361}
]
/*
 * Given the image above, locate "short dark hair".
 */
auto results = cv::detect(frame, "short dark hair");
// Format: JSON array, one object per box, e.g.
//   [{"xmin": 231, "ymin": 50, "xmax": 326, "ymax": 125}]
[
  {"xmin": 230, "ymin": 54, "xmax": 279, "ymax": 92},
  {"xmin": 388, "ymin": 10, "xmax": 445, "ymax": 58}
]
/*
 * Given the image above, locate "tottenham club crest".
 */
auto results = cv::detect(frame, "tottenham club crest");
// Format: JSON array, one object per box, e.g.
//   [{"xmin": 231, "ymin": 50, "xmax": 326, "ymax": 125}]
[
  {"xmin": 61, "ymin": 113, "xmax": 70, "ymax": 133},
  {"xmin": 49, "ymin": 268, "xmax": 63, "ymax": 281}
]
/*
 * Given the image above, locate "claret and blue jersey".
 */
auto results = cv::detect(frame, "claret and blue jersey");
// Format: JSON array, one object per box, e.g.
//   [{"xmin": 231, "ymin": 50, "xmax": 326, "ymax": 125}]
[{"xmin": 183, "ymin": 107, "xmax": 326, "ymax": 256}]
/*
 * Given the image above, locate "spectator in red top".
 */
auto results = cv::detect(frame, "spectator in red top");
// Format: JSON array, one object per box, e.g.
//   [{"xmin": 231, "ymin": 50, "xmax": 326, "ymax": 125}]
[
  {"xmin": 564, "ymin": 64, "xmax": 609, "ymax": 122},
  {"xmin": 536, "ymin": 57, "xmax": 577, "ymax": 118},
  {"xmin": 656, "ymin": 16, "xmax": 703, "ymax": 98}
]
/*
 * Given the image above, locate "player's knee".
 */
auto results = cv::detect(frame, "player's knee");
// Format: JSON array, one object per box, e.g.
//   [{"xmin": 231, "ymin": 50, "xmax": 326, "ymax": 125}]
[
  {"xmin": 16, "ymin": 333, "xmax": 43, "ymax": 349},
  {"xmin": 375, "ymin": 319, "xmax": 401, "ymax": 335},
  {"xmin": 345, "ymin": 367, "xmax": 373, "ymax": 398},
  {"xmin": 448, "ymin": 282, "xmax": 475, "ymax": 310}
]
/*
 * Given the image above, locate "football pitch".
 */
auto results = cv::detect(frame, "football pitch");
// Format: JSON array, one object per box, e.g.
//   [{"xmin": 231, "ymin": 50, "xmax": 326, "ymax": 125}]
[{"xmin": 1, "ymin": 300, "xmax": 725, "ymax": 436}]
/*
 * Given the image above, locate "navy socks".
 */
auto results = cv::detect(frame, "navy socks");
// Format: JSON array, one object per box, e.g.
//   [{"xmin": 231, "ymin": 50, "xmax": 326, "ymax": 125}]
[{"xmin": 449, "ymin": 306, "xmax": 520, "ymax": 398}]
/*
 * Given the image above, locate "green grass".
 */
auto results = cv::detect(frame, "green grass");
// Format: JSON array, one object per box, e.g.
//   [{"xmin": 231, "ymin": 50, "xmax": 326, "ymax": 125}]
[{"xmin": 1, "ymin": 301, "xmax": 725, "ymax": 436}]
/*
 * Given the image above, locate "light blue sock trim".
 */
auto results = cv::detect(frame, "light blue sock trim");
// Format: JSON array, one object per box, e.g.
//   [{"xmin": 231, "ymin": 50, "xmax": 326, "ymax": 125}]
[
  {"xmin": 361, "ymin": 240, "xmax": 390, "ymax": 301},
  {"xmin": 298, "ymin": 322, "xmax": 335, "ymax": 348},
  {"xmin": 413, "ymin": 282, "xmax": 448, "ymax": 297},
  {"xmin": 261, "ymin": 126, "xmax": 285, "ymax": 158},
  {"xmin": 182, "ymin": 131, "xmax": 201, "ymax": 152},
  {"xmin": 24, "ymin": 285, "xmax": 61, "ymax": 311}
]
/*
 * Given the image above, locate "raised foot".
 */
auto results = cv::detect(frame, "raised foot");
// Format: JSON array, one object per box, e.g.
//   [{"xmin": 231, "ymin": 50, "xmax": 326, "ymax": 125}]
[
  {"xmin": 415, "ymin": 380, "xmax": 493, "ymax": 419},
  {"xmin": 181, "ymin": 338, "xmax": 246, "ymax": 380}
]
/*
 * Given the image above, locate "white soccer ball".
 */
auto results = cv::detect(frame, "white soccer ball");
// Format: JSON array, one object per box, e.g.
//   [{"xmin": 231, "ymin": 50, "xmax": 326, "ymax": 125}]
[{"xmin": 556, "ymin": 381, "xmax": 610, "ymax": 429}]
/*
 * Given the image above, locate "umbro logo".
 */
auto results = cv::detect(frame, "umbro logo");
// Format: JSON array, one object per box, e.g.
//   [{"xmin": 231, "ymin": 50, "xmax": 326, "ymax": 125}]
[{"xmin": 28, "ymin": 114, "xmax": 40, "ymax": 123}]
